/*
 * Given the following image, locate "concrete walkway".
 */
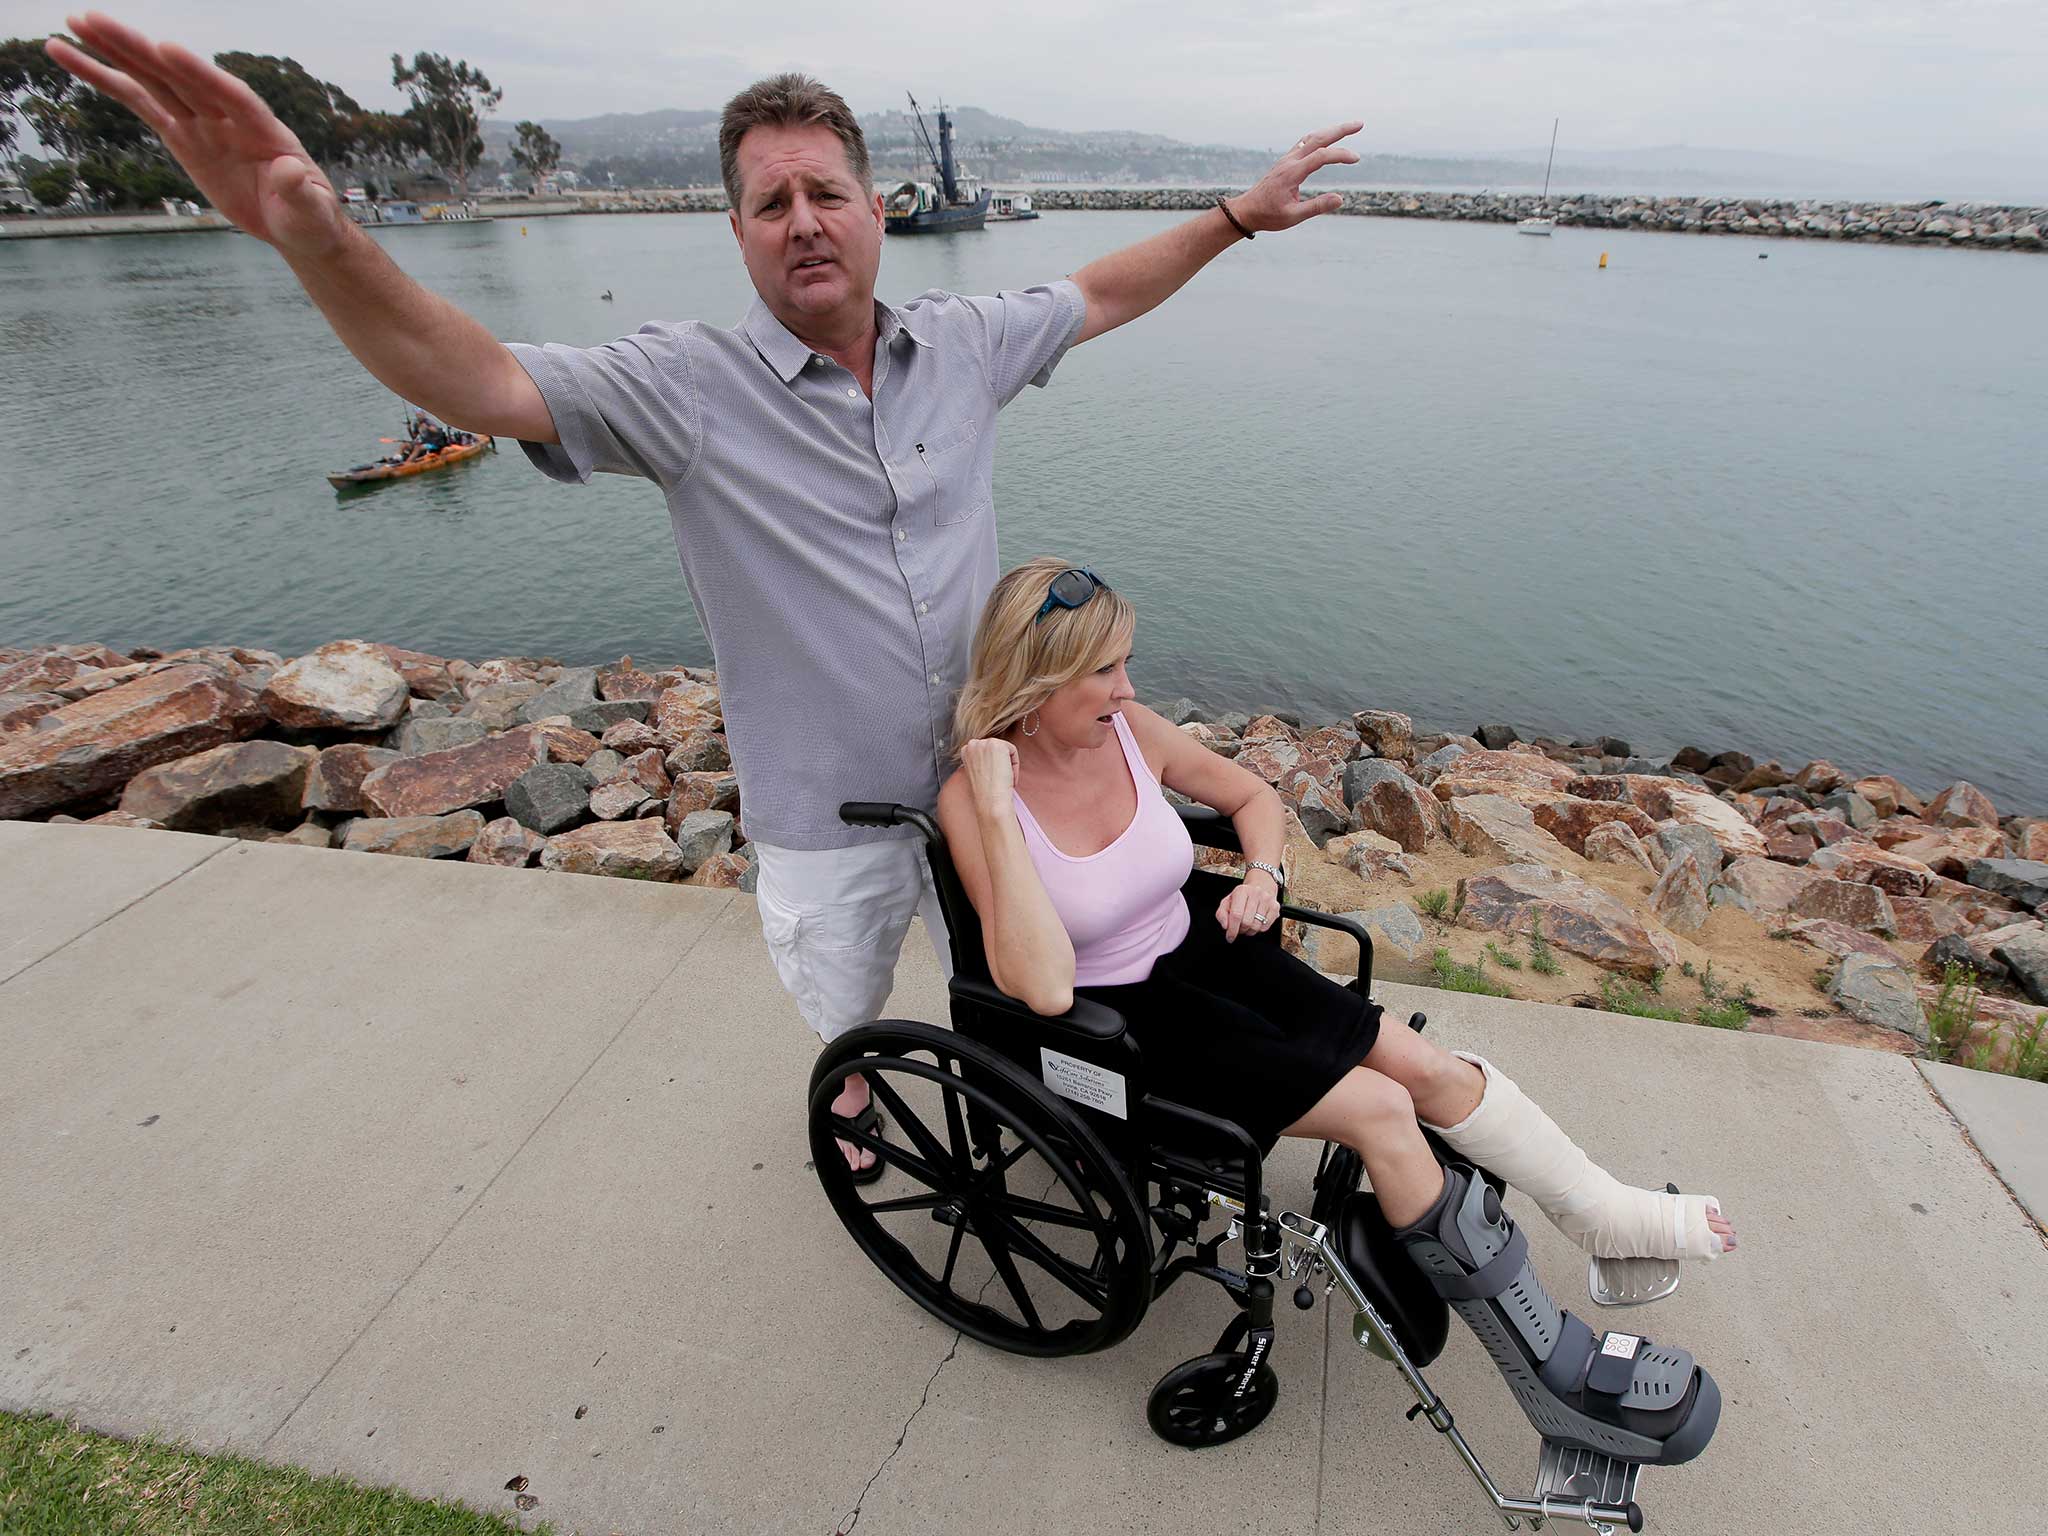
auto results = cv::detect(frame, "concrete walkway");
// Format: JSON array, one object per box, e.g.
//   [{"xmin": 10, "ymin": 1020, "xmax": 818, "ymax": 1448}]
[{"xmin": 2, "ymin": 820, "xmax": 2042, "ymax": 1536}]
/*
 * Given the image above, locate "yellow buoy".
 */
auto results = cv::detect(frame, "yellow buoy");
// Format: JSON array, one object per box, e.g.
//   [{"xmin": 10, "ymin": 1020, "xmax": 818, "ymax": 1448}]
[
  {"xmin": 521, "ymin": 226, "xmax": 528, "ymax": 236},
  {"xmin": 1598, "ymin": 251, "xmax": 1609, "ymax": 269}
]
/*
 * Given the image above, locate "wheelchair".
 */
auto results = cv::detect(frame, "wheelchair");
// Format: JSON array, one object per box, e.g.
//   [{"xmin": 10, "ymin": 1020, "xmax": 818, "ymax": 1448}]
[{"xmin": 808, "ymin": 800, "xmax": 1711, "ymax": 1534}]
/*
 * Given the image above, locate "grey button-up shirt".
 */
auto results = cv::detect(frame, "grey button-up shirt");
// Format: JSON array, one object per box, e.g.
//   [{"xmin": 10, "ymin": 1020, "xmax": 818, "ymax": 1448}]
[{"xmin": 507, "ymin": 280, "xmax": 1085, "ymax": 849}]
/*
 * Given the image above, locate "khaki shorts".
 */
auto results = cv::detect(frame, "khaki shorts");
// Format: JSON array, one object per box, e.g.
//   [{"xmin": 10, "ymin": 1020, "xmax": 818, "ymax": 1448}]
[{"xmin": 752, "ymin": 837, "xmax": 954, "ymax": 1043}]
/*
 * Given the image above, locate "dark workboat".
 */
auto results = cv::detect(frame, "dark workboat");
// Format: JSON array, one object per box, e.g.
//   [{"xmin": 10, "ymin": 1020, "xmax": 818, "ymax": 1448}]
[{"xmin": 885, "ymin": 94, "xmax": 991, "ymax": 234}]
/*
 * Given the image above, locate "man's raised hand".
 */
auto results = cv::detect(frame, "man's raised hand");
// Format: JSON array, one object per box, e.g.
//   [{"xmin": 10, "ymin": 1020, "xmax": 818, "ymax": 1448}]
[
  {"xmin": 44, "ymin": 13, "xmax": 350, "ymax": 259},
  {"xmin": 1230, "ymin": 121, "xmax": 1364, "ymax": 233}
]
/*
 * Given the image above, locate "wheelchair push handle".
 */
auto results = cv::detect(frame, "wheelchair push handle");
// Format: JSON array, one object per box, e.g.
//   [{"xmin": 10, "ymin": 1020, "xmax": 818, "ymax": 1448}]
[{"xmin": 837, "ymin": 801, "xmax": 940, "ymax": 841}]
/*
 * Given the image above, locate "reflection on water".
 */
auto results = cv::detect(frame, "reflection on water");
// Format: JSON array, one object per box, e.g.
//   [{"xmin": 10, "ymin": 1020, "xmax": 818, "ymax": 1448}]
[{"xmin": 1, "ymin": 213, "xmax": 2044, "ymax": 806}]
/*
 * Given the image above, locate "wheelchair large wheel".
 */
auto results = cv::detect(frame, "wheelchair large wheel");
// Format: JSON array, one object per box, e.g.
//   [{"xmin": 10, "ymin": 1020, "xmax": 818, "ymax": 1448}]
[{"xmin": 811, "ymin": 1020, "xmax": 1154, "ymax": 1358}]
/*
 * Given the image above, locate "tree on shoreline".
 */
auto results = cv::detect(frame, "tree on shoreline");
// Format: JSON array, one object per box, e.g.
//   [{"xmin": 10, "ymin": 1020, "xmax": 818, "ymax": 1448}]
[
  {"xmin": 511, "ymin": 120, "xmax": 561, "ymax": 192},
  {"xmin": 1, "ymin": 34, "xmax": 197, "ymax": 208},
  {"xmin": 391, "ymin": 51, "xmax": 500, "ymax": 195}
]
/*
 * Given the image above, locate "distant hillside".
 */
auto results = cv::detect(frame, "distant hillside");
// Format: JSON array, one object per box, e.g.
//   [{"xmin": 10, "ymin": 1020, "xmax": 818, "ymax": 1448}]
[{"xmin": 481, "ymin": 106, "xmax": 2046, "ymax": 202}]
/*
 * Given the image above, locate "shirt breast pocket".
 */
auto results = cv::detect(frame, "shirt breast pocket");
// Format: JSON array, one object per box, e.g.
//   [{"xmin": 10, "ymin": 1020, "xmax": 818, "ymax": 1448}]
[{"xmin": 914, "ymin": 419, "xmax": 987, "ymax": 526}]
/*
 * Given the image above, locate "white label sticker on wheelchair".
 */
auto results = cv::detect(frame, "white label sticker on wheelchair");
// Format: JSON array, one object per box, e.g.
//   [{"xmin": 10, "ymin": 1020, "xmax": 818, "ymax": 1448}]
[{"xmin": 1039, "ymin": 1048, "xmax": 1128, "ymax": 1120}]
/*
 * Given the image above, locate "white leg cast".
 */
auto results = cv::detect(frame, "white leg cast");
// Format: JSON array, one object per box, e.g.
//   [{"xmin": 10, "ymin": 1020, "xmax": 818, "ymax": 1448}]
[{"xmin": 1422, "ymin": 1052, "xmax": 1726, "ymax": 1263}]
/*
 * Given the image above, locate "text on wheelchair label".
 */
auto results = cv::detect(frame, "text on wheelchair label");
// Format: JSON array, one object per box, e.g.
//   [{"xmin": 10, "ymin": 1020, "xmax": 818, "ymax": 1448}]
[{"xmin": 1040, "ymin": 1048, "xmax": 1128, "ymax": 1120}]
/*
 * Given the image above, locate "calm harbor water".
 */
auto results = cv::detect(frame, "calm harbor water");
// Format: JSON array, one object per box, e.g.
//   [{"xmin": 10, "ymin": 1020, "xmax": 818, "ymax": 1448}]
[{"xmin": 2, "ymin": 212, "xmax": 2042, "ymax": 807}]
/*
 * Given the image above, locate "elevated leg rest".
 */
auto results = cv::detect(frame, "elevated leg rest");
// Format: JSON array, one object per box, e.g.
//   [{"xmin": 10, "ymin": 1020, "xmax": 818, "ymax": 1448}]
[
  {"xmin": 1335, "ymin": 1192, "xmax": 1450, "ymax": 1367},
  {"xmin": 1395, "ymin": 1165, "xmax": 1721, "ymax": 1467}
]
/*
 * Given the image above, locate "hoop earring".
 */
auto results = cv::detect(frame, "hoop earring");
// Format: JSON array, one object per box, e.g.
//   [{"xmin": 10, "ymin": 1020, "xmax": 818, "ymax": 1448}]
[{"xmin": 1021, "ymin": 711, "xmax": 1039, "ymax": 738}]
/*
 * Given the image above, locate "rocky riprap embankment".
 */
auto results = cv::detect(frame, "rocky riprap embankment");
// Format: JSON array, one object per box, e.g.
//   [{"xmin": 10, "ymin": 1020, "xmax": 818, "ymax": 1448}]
[
  {"xmin": 4, "ymin": 640, "xmax": 2044, "ymax": 1061},
  {"xmin": 1152, "ymin": 700, "xmax": 2046, "ymax": 1061},
  {"xmin": 0, "ymin": 641, "xmax": 754, "ymax": 891},
  {"xmin": 575, "ymin": 185, "xmax": 2045, "ymax": 251}
]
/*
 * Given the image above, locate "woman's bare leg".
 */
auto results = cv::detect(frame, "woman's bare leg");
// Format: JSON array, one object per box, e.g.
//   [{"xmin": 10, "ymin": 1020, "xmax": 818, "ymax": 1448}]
[{"xmin": 1281, "ymin": 1066, "xmax": 1444, "ymax": 1228}]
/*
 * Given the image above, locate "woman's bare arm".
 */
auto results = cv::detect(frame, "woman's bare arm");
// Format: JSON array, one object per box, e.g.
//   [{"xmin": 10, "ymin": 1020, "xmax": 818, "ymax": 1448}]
[{"xmin": 937, "ymin": 755, "xmax": 1077, "ymax": 1015}]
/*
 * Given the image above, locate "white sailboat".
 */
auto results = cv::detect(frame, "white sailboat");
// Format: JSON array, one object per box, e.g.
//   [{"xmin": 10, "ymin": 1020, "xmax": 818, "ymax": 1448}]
[{"xmin": 1517, "ymin": 118, "xmax": 1559, "ymax": 235}]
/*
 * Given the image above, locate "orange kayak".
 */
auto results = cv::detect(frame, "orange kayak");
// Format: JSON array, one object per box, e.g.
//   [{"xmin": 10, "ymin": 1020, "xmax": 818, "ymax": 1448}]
[{"xmin": 328, "ymin": 434, "xmax": 495, "ymax": 488}]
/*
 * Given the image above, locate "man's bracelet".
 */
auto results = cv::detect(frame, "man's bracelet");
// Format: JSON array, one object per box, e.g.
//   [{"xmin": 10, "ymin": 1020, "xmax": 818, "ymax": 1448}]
[{"xmin": 1216, "ymin": 197, "xmax": 1254, "ymax": 241}]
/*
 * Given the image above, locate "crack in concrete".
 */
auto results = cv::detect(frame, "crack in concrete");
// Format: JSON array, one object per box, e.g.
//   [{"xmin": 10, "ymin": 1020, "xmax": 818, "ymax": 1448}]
[
  {"xmin": 832, "ymin": 1327, "xmax": 962, "ymax": 1536},
  {"xmin": 0, "ymin": 835, "xmax": 232, "ymax": 986},
  {"xmin": 831, "ymin": 1170, "xmax": 1060, "ymax": 1535}
]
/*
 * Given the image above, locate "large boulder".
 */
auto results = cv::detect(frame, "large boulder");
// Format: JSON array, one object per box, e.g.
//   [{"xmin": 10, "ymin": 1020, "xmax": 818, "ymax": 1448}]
[
  {"xmin": 588, "ymin": 778, "xmax": 657, "ymax": 820},
  {"xmin": 0, "ymin": 664, "xmax": 266, "ymax": 818},
  {"xmin": 1850, "ymin": 775, "xmax": 1924, "ymax": 819},
  {"xmin": 505, "ymin": 761, "xmax": 596, "ymax": 833},
  {"xmin": 1925, "ymin": 781, "xmax": 1998, "ymax": 829},
  {"xmin": 1965, "ymin": 859, "xmax": 2048, "ymax": 910},
  {"xmin": 260, "ymin": 640, "xmax": 409, "ymax": 730},
  {"xmin": 664, "ymin": 729, "xmax": 732, "ymax": 775},
  {"xmin": 1277, "ymin": 767, "xmax": 1349, "ymax": 845},
  {"xmin": 302, "ymin": 743, "xmax": 403, "ymax": 814},
  {"xmin": 1828, "ymin": 954, "xmax": 1927, "ymax": 1041},
  {"xmin": 1179, "ymin": 721, "xmax": 1242, "ymax": 758},
  {"xmin": 1888, "ymin": 895, "xmax": 1970, "ymax": 943},
  {"xmin": 1653, "ymin": 821, "xmax": 1726, "ymax": 882},
  {"xmin": 670, "ymin": 808, "xmax": 737, "ymax": 872},
  {"xmin": 456, "ymin": 681, "xmax": 544, "ymax": 731},
  {"xmin": 664, "ymin": 771, "xmax": 741, "ymax": 835},
  {"xmin": 1533, "ymin": 797, "xmax": 1660, "ymax": 854},
  {"xmin": 600, "ymin": 719, "xmax": 665, "ymax": 756},
  {"xmin": 1710, "ymin": 856, "xmax": 1829, "ymax": 915},
  {"xmin": 596, "ymin": 657, "xmax": 665, "ymax": 702},
  {"xmin": 1570, "ymin": 775, "xmax": 1767, "ymax": 861},
  {"xmin": 1991, "ymin": 927, "xmax": 2048, "ymax": 1006},
  {"xmin": 1237, "ymin": 738, "xmax": 1306, "ymax": 785},
  {"xmin": 1790, "ymin": 878, "xmax": 1898, "ymax": 936},
  {"xmin": 541, "ymin": 819, "xmax": 686, "ymax": 880},
  {"xmin": 340, "ymin": 809, "xmax": 486, "ymax": 858},
  {"xmin": 1884, "ymin": 824, "xmax": 2005, "ymax": 877},
  {"xmin": 1650, "ymin": 851, "xmax": 1710, "ymax": 934},
  {"xmin": 652, "ymin": 679, "xmax": 723, "ymax": 741},
  {"xmin": 1299, "ymin": 724, "xmax": 1364, "ymax": 765},
  {"xmin": 518, "ymin": 666, "xmax": 650, "ymax": 735},
  {"xmin": 1353, "ymin": 903, "xmax": 1428, "ymax": 963},
  {"xmin": 0, "ymin": 691, "xmax": 68, "ymax": 734},
  {"xmin": 390, "ymin": 716, "xmax": 489, "ymax": 756},
  {"xmin": 1442, "ymin": 794, "xmax": 1575, "ymax": 867},
  {"xmin": 1349, "ymin": 765, "xmax": 1443, "ymax": 853},
  {"xmin": 683, "ymin": 850, "xmax": 755, "ymax": 888},
  {"xmin": 467, "ymin": 815, "xmax": 548, "ymax": 867},
  {"xmin": 1457, "ymin": 863, "xmax": 1680, "ymax": 979},
  {"xmin": 373, "ymin": 643, "xmax": 463, "ymax": 700},
  {"xmin": 2016, "ymin": 822, "xmax": 2048, "ymax": 863},
  {"xmin": 119, "ymin": 740, "xmax": 319, "ymax": 832},
  {"xmin": 1808, "ymin": 842, "xmax": 1935, "ymax": 897},
  {"xmin": 1584, "ymin": 822, "xmax": 1657, "ymax": 873},
  {"xmin": 1351, "ymin": 710, "xmax": 1414, "ymax": 763},
  {"xmin": 1433, "ymin": 748, "xmax": 1578, "ymax": 796},
  {"xmin": 1769, "ymin": 913, "xmax": 1892, "ymax": 962},
  {"xmin": 1324, "ymin": 829, "xmax": 1416, "ymax": 883},
  {"xmin": 359, "ymin": 724, "xmax": 551, "ymax": 818}
]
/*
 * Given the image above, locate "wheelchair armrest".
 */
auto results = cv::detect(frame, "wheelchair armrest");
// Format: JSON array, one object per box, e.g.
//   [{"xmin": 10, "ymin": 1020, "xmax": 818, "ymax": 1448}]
[
  {"xmin": 948, "ymin": 976, "xmax": 1128, "ymax": 1043},
  {"xmin": 1279, "ymin": 903, "xmax": 1376, "ymax": 990},
  {"xmin": 1174, "ymin": 804, "xmax": 1243, "ymax": 854}
]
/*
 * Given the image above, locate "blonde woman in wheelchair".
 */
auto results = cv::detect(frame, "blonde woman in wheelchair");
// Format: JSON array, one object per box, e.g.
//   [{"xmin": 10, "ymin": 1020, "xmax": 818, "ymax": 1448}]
[{"xmin": 933, "ymin": 557, "xmax": 1733, "ymax": 1457}]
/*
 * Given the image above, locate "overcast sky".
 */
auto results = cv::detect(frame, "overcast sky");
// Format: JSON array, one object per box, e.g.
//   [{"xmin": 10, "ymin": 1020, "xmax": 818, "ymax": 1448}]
[{"xmin": 17, "ymin": 0, "xmax": 2048, "ymax": 173}]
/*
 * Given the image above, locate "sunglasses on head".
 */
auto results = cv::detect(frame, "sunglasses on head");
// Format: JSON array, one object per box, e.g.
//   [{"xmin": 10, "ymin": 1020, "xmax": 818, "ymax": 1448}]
[{"xmin": 1034, "ymin": 567, "xmax": 1108, "ymax": 623}]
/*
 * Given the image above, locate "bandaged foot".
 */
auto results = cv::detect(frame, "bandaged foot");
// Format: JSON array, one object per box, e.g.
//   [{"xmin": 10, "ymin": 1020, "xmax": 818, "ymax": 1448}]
[
  {"xmin": 1423, "ymin": 1052, "xmax": 1732, "ymax": 1263},
  {"xmin": 1395, "ymin": 1164, "xmax": 1721, "ymax": 1465}
]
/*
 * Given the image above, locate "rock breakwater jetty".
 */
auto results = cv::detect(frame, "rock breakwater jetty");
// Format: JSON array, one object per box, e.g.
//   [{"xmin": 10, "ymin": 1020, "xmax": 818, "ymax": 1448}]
[
  {"xmin": 3, "ymin": 639, "xmax": 2043, "ymax": 1073},
  {"xmin": 579, "ymin": 186, "xmax": 2048, "ymax": 252}
]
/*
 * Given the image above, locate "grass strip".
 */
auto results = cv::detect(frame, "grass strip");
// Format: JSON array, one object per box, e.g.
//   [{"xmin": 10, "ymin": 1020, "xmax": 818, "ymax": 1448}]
[{"xmin": 0, "ymin": 1411, "xmax": 551, "ymax": 1536}]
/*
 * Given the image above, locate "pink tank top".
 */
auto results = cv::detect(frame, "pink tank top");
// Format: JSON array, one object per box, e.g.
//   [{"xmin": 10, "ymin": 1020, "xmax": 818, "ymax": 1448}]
[{"xmin": 1011, "ymin": 711, "xmax": 1195, "ymax": 986}]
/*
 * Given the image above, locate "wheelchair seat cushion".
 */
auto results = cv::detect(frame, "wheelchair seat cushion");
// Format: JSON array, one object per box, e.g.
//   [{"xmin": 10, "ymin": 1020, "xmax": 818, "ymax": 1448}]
[{"xmin": 1077, "ymin": 888, "xmax": 1382, "ymax": 1149}]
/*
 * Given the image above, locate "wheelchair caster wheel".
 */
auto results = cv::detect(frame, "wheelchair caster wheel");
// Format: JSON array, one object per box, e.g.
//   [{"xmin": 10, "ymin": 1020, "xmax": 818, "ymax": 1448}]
[{"xmin": 1146, "ymin": 1352, "xmax": 1278, "ymax": 1447}]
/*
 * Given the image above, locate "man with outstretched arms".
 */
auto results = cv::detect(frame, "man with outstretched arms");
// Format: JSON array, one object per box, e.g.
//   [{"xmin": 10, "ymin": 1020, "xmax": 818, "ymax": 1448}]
[{"xmin": 49, "ymin": 13, "xmax": 1361, "ymax": 1175}]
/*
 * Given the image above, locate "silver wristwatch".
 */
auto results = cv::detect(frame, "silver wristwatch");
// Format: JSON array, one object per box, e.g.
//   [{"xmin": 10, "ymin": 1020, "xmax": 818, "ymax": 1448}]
[{"xmin": 1244, "ymin": 859, "xmax": 1285, "ymax": 890}]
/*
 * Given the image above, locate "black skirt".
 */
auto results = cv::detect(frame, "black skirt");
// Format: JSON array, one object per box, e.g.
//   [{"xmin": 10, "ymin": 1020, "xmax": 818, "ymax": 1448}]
[{"xmin": 1076, "ymin": 888, "xmax": 1383, "ymax": 1149}]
